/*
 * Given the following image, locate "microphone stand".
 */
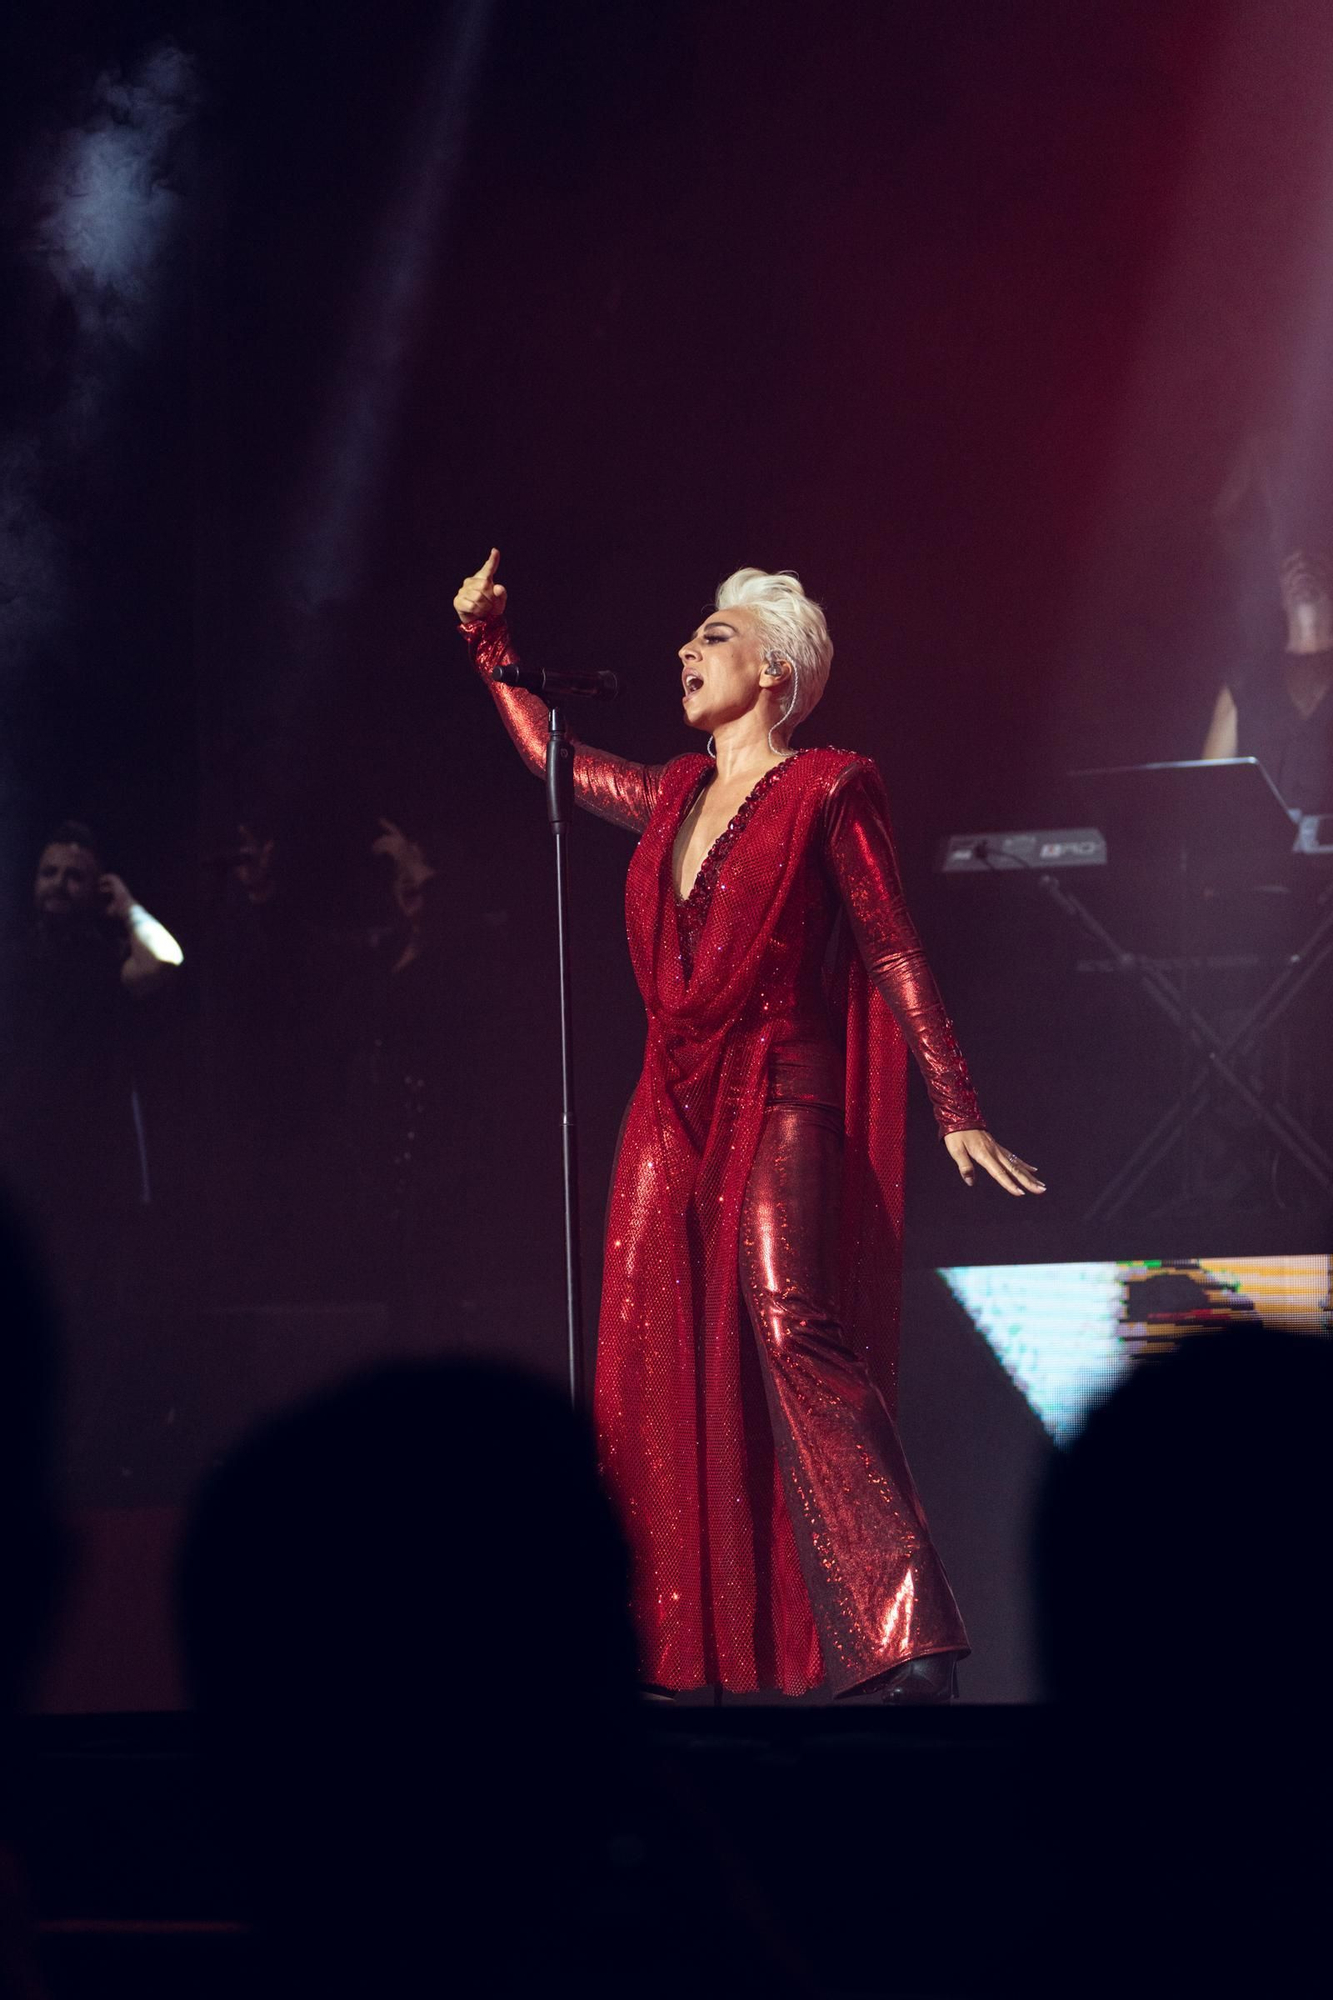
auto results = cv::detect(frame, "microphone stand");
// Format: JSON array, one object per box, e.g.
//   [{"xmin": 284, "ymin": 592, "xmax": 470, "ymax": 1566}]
[
  {"xmin": 490, "ymin": 657, "xmax": 616, "ymax": 1411},
  {"xmin": 545, "ymin": 703, "xmax": 585, "ymax": 1408}
]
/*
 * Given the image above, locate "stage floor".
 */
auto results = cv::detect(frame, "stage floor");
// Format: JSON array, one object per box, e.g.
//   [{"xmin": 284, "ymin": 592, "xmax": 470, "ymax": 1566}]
[{"xmin": 25, "ymin": 1707, "xmax": 1049, "ymax": 1998}]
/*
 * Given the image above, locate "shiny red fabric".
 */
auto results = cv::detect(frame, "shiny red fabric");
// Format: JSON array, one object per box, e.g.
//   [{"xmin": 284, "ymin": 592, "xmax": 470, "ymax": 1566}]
[
  {"xmin": 740, "ymin": 1084, "xmax": 967, "ymax": 1692},
  {"xmin": 466, "ymin": 618, "xmax": 980, "ymax": 1693}
]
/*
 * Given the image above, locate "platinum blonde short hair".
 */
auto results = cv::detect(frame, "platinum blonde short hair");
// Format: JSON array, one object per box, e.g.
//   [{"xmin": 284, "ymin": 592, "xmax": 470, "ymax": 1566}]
[{"xmin": 714, "ymin": 567, "xmax": 833, "ymax": 733}]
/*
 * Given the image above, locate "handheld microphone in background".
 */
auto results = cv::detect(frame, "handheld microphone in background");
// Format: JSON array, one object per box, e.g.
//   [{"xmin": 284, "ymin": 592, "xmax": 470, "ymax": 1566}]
[{"xmin": 491, "ymin": 661, "xmax": 619, "ymax": 702}]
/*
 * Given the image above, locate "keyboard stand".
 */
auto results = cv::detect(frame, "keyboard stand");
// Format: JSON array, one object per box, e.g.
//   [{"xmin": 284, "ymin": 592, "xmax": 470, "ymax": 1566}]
[
  {"xmin": 1056, "ymin": 759, "xmax": 1333, "ymax": 1222},
  {"xmin": 1030, "ymin": 869, "xmax": 1333, "ymax": 1223}
]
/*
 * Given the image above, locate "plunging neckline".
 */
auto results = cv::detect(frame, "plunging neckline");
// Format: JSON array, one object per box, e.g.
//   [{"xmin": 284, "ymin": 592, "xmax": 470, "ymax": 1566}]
[{"xmin": 672, "ymin": 753, "xmax": 805, "ymax": 906}]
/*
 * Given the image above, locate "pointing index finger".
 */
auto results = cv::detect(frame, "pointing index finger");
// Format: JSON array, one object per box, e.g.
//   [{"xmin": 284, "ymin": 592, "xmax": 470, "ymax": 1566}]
[{"xmin": 481, "ymin": 547, "xmax": 501, "ymax": 581}]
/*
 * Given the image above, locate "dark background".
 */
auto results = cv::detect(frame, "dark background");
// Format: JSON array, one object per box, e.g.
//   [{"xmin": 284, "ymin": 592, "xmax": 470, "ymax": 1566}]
[{"xmin": 4, "ymin": 0, "xmax": 1332, "ymax": 1702}]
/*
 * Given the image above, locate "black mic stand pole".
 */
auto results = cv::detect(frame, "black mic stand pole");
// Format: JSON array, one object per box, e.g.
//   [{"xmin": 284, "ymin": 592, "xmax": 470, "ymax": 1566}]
[{"xmin": 545, "ymin": 702, "xmax": 585, "ymax": 1408}]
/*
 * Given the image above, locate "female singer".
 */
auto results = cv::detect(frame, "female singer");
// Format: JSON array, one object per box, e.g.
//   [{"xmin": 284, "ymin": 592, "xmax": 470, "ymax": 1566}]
[{"xmin": 454, "ymin": 550, "xmax": 1043, "ymax": 1702}]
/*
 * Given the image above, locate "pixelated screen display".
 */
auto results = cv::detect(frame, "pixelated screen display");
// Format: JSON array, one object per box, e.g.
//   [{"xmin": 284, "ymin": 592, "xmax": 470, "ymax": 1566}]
[{"xmin": 939, "ymin": 1256, "xmax": 1332, "ymax": 1442}]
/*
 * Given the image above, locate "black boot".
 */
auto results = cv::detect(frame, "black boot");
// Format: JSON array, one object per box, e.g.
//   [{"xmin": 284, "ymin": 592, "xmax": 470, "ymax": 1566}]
[
  {"xmin": 839, "ymin": 1650, "xmax": 961, "ymax": 1705},
  {"xmin": 875, "ymin": 1650, "xmax": 959, "ymax": 1705}
]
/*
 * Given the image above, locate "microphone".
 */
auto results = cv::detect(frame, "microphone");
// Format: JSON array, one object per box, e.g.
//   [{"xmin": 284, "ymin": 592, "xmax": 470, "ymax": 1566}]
[{"xmin": 491, "ymin": 662, "xmax": 619, "ymax": 702}]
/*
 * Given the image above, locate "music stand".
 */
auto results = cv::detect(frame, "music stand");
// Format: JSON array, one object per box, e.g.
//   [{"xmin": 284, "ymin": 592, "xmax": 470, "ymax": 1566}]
[{"xmin": 1070, "ymin": 758, "xmax": 1296, "ymax": 880}]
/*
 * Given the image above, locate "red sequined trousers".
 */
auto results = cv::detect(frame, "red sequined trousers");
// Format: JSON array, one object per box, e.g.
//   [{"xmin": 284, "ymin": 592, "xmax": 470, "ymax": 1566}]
[{"xmin": 465, "ymin": 618, "xmax": 978, "ymax": 1695}]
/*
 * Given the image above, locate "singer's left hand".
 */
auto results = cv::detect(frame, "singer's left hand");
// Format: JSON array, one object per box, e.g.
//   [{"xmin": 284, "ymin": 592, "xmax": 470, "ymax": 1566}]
[{"xmin": 944, "ymin": 1129, "xmax": 1045, "ymax": 1195}]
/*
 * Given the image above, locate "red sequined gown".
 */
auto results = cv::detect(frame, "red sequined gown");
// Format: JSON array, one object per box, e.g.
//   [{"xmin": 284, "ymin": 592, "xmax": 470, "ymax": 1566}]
[{"xmin": 466, "ymin": 618, "xmax": 982, "ymax": 1695}]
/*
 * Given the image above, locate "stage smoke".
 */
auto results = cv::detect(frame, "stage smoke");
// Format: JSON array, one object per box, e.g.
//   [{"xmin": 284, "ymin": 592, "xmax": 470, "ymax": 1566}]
[
  {"xmin": 285, "ymin": 0, "xmax": 494, "ymax": 615},
  {"xmin": 0, "ymin": 42, "xmax": 199, "ymax": 661}
]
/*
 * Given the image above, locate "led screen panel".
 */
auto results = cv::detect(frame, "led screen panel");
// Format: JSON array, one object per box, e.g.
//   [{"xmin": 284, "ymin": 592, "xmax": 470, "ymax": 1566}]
[{"xmin": 939, "ymin": 1255, "xmax": 1332, "ymax": 1442}]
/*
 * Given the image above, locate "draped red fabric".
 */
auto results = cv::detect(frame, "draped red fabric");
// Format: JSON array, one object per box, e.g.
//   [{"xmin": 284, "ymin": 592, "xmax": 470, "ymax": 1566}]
[
  {"xmin": 604, "ymin": 751, "xmax": 918, "ymax": 1690},
  {"xmin": 466, "ymin": 619, "xmax": 979, "ymax": 1694}
]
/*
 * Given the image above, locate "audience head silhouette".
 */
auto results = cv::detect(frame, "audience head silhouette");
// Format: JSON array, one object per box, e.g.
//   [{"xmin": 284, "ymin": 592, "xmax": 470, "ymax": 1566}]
[
  {"xmin": 180, "ymin": 1357, "xmax": 636, "ymax": 1726},
  {"xmin": 0, "ymin": 1196, "xmax": 62, "ymax": 1722},
  {"xmin": 178, "ymin": 1359, "xmax": 640, "ymax": 1988},
  {"xmin": 1033, "ymin": 1325, "xmax": 1332, "ymax": 1991},
  {"xmin": 1035, "ymin": 1324, "xmax": 1332, "ymax": 1705}
]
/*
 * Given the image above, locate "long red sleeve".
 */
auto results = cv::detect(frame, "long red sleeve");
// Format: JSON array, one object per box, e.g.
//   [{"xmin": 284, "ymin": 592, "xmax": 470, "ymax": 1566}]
[
  {"xmin": 461, "ymin": 617, "xmax": 665, "ymax": 835},
  {"xmin": 824, "ymin": 763, "xmax": 985, "ymax": 1137}
]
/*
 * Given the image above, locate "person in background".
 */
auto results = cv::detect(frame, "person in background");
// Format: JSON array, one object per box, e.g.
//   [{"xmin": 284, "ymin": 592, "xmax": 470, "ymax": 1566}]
[
  {"xmin": 0, "ymin": 821, "xmax": 182, "ymax": 1314},
  {"xmin": 1201, "ymin": 547, "xmax": 1333, "ymax": 812},
  {"xmin": 32, "ymin": 821, "xmax": 182, "ymax": 992},
  {"xmin": 354, "ymin": 817, "xmax": 469, "ymax": 1323},
  {"xmin": 1197, "ymin": 533, "xmax": 1333, "ymax": 1200},
  {"xmin": 209, "ymin": 818, "xmax": 353, "ymax": 1300},
  {"xmin": 218, "ymin": 813, "xmax": 474, "ymax": 1318}
]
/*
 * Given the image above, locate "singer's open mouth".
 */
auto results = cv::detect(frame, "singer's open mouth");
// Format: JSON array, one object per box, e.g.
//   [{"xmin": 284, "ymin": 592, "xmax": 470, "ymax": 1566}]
[{"xmin": 682, "ymin": 672, "xmax": 703, "ymax": 695}]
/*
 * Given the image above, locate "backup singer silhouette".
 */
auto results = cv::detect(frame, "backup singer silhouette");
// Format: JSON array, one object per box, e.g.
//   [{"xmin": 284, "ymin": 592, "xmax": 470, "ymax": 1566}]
[{"xmin": 455, "ymin": 550, "xmax": 1043, "ymax": 1700}]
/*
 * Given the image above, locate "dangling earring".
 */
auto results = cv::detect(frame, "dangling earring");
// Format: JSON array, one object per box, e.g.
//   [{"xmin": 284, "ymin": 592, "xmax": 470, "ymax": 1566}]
[
  {"xmin": 768, "ymin": 664, "xmax": 799, "ymax": 757},
  {"xmin": 706, "ymin": 734, "xmax": 716, "ymax": 759}
]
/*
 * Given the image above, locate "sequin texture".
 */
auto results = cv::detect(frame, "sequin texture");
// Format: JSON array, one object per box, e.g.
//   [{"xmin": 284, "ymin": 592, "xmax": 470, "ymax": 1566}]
[{"xmin": 467, "ymin": 617, "xmax": 978, "ymax": 1693}]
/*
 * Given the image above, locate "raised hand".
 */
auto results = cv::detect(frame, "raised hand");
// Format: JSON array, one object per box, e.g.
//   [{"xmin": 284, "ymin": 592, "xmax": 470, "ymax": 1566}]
[
  {"xmin": 944, "ymin": 1129, "xmax": 1046, "ymax": 1196},
  {"xmin": 370, "ymin": 817, "xmax": 432, "ymax": 887},
  {"xmin": 99, "ymin": 872, "xmax": 136, "ymax": 922},
  {"xmin": 453, "ymin": 547, "xmax": 507, "ymax": 625}
]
